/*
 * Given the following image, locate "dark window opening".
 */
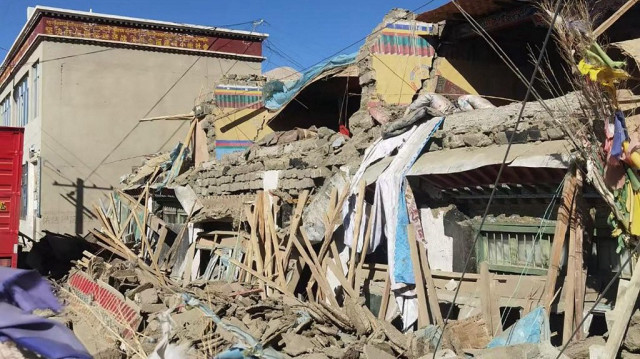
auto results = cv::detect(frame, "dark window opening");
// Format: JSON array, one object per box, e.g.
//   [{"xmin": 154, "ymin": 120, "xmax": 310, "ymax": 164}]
[{"xmin": 268, "ymin": 75, "xmax": 362, "ymax": 132}]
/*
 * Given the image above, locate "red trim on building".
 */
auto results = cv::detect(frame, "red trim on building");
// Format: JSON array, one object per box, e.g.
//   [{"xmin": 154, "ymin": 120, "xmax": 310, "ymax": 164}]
[{"xmin": 0, "ymin": 12, "xmax": 264, "ymax": 89}]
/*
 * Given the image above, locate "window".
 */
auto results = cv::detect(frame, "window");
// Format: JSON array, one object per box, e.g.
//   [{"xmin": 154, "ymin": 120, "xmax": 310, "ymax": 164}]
[
  {"xmin": 0, "ymin": 95, "xmax": 10, "ymax": 126},
  {"xmin": 475, "ymin": 221, "xmax": 555, "ymax": 275},
  {"xmin": 20, "ymin": 163, "xmax": 28, "ymax": 220},
  {"xmin": 31, "ymin": 62, "xmax": 39, "ymax": 119},
  {"xmin": 14, "ymin": 76, "xmax": 28, "ymax": 127}
]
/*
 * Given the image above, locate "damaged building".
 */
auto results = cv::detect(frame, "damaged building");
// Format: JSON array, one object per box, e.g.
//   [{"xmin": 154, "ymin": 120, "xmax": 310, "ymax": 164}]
[{"xmin": 21, "ymin": 1, "xmax": 640, "ymax": 359}]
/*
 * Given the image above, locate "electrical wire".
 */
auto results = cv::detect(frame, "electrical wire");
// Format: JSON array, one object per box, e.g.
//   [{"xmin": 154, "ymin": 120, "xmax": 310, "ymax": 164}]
[
  {"xmin": 496, "ymin": 179, "xmax": 564, "ymax": 333},
  {"xmin": 81, "ymin": 0, "xmax": 442, "ymax": 179},
  {"xmin": 432, "ymin": 0, "xmax": 565, "ymax": 355}
]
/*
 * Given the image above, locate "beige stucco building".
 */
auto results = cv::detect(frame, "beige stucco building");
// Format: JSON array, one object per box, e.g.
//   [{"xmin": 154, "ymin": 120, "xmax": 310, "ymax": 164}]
[{"xmin": 0, "ymin": 6, "xmax": 266, "ymax": 239}]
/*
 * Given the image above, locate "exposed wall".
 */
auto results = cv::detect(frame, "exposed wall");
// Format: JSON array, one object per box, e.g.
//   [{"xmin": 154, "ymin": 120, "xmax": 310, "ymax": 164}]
[
  {"xmin": 38, "ymin": 42, "xmax": 260, "ymax": 235},
  {"xmin": 206, "ymin": 77, "xmax": 273, "ymax": 160},
  {"xmin": 359, "ymin": 11, "xmax": 438, "ymax": 108},
  {"xmin": 420, "ymin": 206, "xmax": 474, "ymax": 273}
]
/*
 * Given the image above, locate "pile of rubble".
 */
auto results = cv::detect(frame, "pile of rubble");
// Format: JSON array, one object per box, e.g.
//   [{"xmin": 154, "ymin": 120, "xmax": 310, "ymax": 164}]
[
  {"xmin": 185, "ymin": 125, "xmax": 381, "ymax": 199},
  {"xmin": 62, "ymin": 254, "xmax": 447, "ymax": 359}
]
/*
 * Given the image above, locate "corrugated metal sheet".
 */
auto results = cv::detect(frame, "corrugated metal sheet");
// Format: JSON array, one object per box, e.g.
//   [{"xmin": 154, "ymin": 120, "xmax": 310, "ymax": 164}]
[{"xmin": 408, "ymin": 140, "xmax": 572, "ymax": 176}]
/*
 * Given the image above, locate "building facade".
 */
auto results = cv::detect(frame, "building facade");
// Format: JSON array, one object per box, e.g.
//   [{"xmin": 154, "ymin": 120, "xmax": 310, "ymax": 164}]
[{"xmin": 0, "ymin": 6, "xmax": 266, "ymax": 239}]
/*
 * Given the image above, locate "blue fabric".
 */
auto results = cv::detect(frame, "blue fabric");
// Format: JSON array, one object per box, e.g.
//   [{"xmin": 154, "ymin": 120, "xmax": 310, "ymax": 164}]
[
  {"xmin": 0, "ymin": 268, "xmax": 91, "ymax": 359},
  {"xmin": 612, "ymin": 110, "xmax": 626, "ymax": 159},
  {"xmin": 487, "ymin": 307, "xmax": 546, "ymax": 348},
  {"xmin": 263, "ymin": 52, "xmax": 358, "ymax": 110},
  {"xmin": 0, "ymin": 267, "xmax": 61, "ymax": 312},
  {"xmin": 391, "ymin": 117, "xmax": 444, "ymax": 285},
  {"xmin": 394, "ymin": 185, "xmax": 414, "ymax": 284}
]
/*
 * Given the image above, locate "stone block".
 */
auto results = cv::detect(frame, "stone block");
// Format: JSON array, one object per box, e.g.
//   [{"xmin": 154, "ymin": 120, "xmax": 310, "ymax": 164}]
[
  {"xmin": 247, "ymin": 162, "xmax": 265, "ymax": 172},
  {"xmin": 445, "ymin": 134, "xmax": 465, "ymax": 149},
  {"xmin": 264, "ymin": 158, "xmax": 289, "ymax": 170},
  {"xmin": 494, "ymin": 132, "xmax": 509, "ymax": 145},
  {"xmin": 309, "ymin": 167, "xmax": 331, "ymax": 179},
  {"xmin": 255, "ymin": 145, "xmax": 282, "ymax": 158},
  {"xmin": 547, "ymin": 126, "xmax": 564, "ymax": 140},
  {"xmin": 249, "ymin": 180, "xmax": 262, "ymax": 190},
  {"xmin": 462, "ymin": 133, "xmax": 492, "ymax": 147}
]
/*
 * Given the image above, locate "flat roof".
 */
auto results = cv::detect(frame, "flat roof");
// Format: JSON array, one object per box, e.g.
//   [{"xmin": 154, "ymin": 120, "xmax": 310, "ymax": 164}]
[
  {"xmin": 0, "ymin": 6, "xmax": 267, "ymax": 87},
  {"xmin": 31, "ymin": 6, "xmax": 268, "ymax": 39}
]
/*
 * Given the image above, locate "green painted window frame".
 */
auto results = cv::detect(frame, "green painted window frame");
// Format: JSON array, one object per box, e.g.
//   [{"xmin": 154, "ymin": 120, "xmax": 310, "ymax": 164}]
[{"xmin": 473, "ymin": 221, "xmax": 556, "ymax": 275}]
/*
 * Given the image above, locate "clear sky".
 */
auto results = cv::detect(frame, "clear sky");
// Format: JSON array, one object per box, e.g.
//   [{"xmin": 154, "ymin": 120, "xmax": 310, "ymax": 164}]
[{"xmin": 0, "ymin": 0, "xmax": 449, "ymax": 72}]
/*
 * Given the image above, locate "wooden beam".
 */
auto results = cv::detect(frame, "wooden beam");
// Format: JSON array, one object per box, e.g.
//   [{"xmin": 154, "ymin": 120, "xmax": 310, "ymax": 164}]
[
  {"xmin": 594, "ymin": 0, "xmax": 640, "ymax": 37},
  {"xmin": 378, "ymin": 272, "xmax": 391, "ymax": 320},
  {"xmin": 543, "ymin": 171, "xmax": 578, "ymax": 312},
  {"xmin": 573, "ymin": 217, "xmax": 587, "ymax": 341},
  {"xmin": 348, "ymin": 181, "xmax": 366, "ymax": 287},
  {"xmin": 480, "ymin": 261, "xmax": 502, "ymax": 336},
  {"xmin": 215, "ymin": 250, "xmax": 293, "ymax": 297},
  {"xmin": 563, "ymin": 171, "xmax": 583, "ymax": 345},
  {"xmin": 405, "ymin": 183, "xmax": 444, "ymax": 327},
  {"xmin": 282, "ymin": 190, "xmax": 309, "ymax": 269},
  {"xmin": 604, "ymin": 254, "xmax": 640, "ymax": 358},
  {"xmin": 407, "ymin": 224, "xmax": 431, "ymax": 327},
  {"xmin": 291, "ymin": 231, "xmax": 339, "ymax": 307}
]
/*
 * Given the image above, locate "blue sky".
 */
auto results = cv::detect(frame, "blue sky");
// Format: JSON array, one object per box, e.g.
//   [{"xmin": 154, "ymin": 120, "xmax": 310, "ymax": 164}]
[{"xmin": 0, "ymin": 0, "xmax": 449, "ymax": 72}]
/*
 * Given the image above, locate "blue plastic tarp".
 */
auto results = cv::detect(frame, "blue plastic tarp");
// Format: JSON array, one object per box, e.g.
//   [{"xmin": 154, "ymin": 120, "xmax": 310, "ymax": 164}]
[
  {"xmin": 487, "ymin": 306, "xmax": 550, "ymax": 348},
  {"xmin": 263, "ymin": 52, "xmax": 358, "ymax": 111}
]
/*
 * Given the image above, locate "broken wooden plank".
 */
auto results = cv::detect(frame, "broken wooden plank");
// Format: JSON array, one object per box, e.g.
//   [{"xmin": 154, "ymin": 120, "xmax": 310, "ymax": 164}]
[
  {"xmin": 603, "ymin": 254, "xmax": 640, "ymax": 358},
  {"xmin": 480, "ymin": 261, "xmax": 502, "ymax": 336},
  {"xmin": 407, "ymin": 223, "xmax": 431, "ymax": 327},
  {"xmin": 594, "ymin": 0, "xmax": 640, "ymax": 37},
  {"xmin": 265, "ymin": 199, "xmax": 287, "ymax": 287},
  {"xmin": 563, "ymin": 170, "xmax": 583, "ymax": 345},
  {"xmin": 291, "ymin": 231, "xmax": 339, "ymax": 307},
  {"xmin": 282, "ymin": 190, "xmax": 309, "ymax": 269},
  {"xmin": 543, "ymin": 171, "xmax": 578, "ymax": 312},
  {"xmin": 348, "ymin": 181, "xmax": 366, "ymax": 288},
  {"xmin": 406, "ymin": 182, "xmax": 444, "ymax": 327},
  {"xmin": 378, "ymin": 272, "xmax": 391, "ymax": 320}
]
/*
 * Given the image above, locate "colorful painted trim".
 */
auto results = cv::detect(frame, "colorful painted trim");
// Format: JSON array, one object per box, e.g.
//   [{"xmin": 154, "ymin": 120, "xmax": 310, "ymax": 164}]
[
  {"xmin": 68, "ymin": 271, "xmax": 142, "ymax": 338},
  {"xmin": 371, "ymin": 34, "xmax": 435, "ymax": 56},
  {"xmin": 214, "ymin": 85, "xmax": 263, "ymax": 109},
  {"xmin": 216, "ymin": 140, "xmax": 254, "ymax": 147},
  {"xmin": 384, "ymin": 21, "xmax": 439, "ymax": 36},
  {"xmin": 0, "ymin": 15, "xmax": 263, "ymax": 88},
  {"xmin": 215, "ymin": 140, "xmax": 252, "ymax": 159},
  {"xmin": 435, "ymin": 75, "xmax": 469, "ymax": 96}
]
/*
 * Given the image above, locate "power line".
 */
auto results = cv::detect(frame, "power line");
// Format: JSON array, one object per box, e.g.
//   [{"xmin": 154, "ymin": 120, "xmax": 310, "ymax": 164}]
[
  {"xmin": 83, "ymin": 35, "xmax": 225, "ymax": 183},
  {"xmin": 432, "ymin": 0, "xmax": 565, "ymax": 355},
  {"xmin": 264, "ymin": 39, "xmax": 304, "ymax": 69},
  {"xmin": 83, "ymin": 0, "xmax": 441, "ymax": 181},
  {"xmin": 218, "ymin": 19, "xmax": 264, "ymax": 29},
  {"xmin": 270, "ymin": 0, "xmax": 442, "ymax": 83}
]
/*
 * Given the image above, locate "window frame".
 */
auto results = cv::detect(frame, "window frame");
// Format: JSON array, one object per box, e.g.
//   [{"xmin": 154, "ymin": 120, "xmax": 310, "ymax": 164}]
[
  {"xmin": 31, "ymin": 62, "xmax": 39, "ymax": 120},
  {"xmin": 0, "ymin": 95, "xmax": 10, "ymax": 126},
  {"xmin": 13, "ymin": 75, "xmax": 29, "ymax": 127}
]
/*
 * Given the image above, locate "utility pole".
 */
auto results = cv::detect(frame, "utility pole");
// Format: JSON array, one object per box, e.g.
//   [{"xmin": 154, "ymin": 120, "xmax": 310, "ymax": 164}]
[{"xmin": 53, "ymin": 178, "xmax": 112, "ymax": 235}]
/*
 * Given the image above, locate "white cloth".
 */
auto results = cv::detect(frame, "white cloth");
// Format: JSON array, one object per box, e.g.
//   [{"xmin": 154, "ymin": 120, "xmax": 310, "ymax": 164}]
[{"xmin": 342, "ymin": 128, "xmax": 416, "ymax": 251}]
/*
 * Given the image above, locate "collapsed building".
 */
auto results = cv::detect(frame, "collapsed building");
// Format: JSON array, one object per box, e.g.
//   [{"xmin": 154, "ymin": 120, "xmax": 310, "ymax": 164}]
[{"xmin": 34, "ymin": 1, "xmax": 640, "ymax": 359}]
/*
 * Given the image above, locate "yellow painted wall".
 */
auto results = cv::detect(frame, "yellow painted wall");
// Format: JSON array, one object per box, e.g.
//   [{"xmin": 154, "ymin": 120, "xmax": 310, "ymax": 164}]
[
  {"xmin": 213, "ymin": 107, "xmax": 273, "ymax": 141},
  {"xmin": 372, "ymin": 54, "xmax": 433, "ymax": 105}
]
